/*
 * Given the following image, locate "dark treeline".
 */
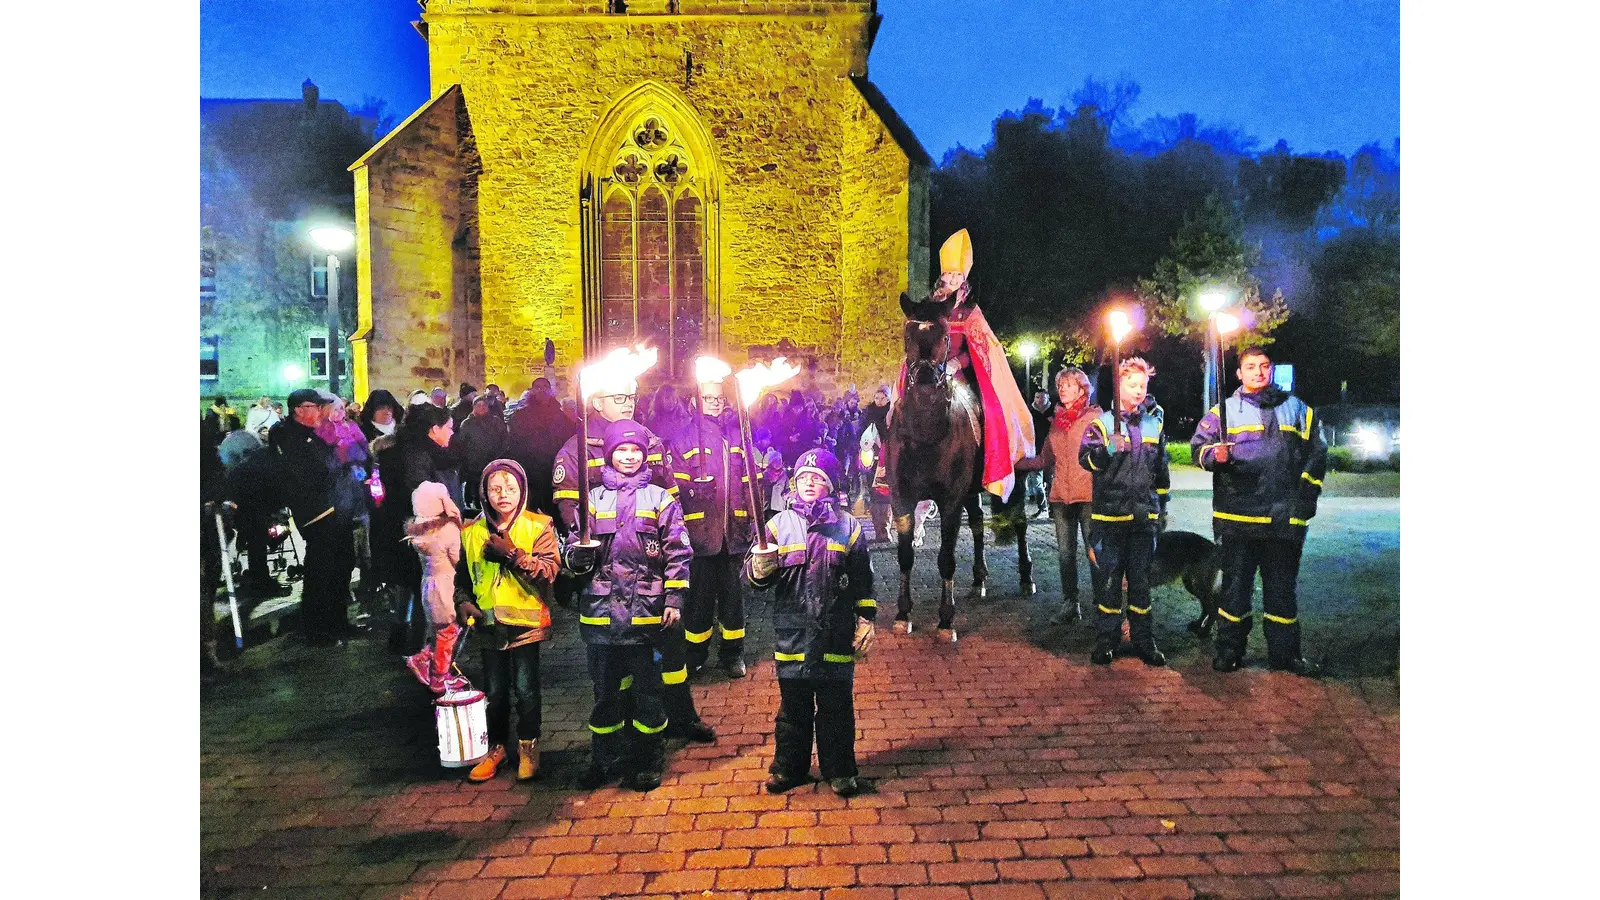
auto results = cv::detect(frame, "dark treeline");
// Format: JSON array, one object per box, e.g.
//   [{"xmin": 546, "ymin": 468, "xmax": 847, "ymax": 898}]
[{"xmin": 928, "ymin": 77, "xmax": 1399, "ymax": 425}]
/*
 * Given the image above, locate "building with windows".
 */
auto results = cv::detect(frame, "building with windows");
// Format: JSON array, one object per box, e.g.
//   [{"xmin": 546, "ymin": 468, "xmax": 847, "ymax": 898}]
[{"xmin": 349, "ymin": 0, "xmax": 929, "ymax": 399}]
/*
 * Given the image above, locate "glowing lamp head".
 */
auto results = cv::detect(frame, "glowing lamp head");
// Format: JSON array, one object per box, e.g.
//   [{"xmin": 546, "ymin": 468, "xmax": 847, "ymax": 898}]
[
  {"xmin": 1198, "ymin": 290, "xmax": 1228, "ymax": 312},
  {"xmin": 282, "ymin": 363, "xmax": 305, "ymax": 382},
  {"xmin": 1107, "ymin": 309, "xmax": 1133, "ymax": 344},
  {"xmin": 1017, "ymin": 340, "xmax": 1038, "ymax": 361},
  {"xmin": 310, "ymin": 227, "xmax": 354, "ymax": 252},
  {"xmin": 1215, "ymin": 311, "xmax": 1241, "ymax": 336},
  {"xmin": 694, "ymin": 356, "xmax": 732, "ymax": 386},
  {"xmin": 734, "ymin": 357, "xmax": 803, "ymax": 409}
]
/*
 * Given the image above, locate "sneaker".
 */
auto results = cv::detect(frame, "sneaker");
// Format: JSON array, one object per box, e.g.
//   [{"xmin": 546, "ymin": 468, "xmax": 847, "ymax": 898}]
[
  {"xmin": 829, "ymin": 776, "xmax": 876, "ymax": 797},
  {"xmin": 667, "ymin": 719, "xmax": 717, "ymax": 743},
  {"xmin": 404, "ymin": 651, "xmax": 433, "ymax": 687}
]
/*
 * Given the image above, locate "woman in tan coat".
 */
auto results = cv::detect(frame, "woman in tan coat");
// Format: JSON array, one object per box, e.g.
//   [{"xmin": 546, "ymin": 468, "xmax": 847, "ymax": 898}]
[{"xmin": 1015, "ymin": 367, "xmax": 1103, "ymax": 623}]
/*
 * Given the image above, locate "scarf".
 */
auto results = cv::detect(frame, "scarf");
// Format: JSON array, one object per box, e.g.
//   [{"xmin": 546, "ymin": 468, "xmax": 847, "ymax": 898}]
[
  {"xmin": 1053, "ymin": 397, "xmax": 1089, "ymax": 431},
  {"xmin": 785, "ymin": 494, "xmax": 840, "ymax": 528}
]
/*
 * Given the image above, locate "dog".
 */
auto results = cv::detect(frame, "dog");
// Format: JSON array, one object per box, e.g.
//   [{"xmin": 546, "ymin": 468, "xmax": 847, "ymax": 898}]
[{"xmin": 1149, "ymin": 530, "xmax": 1224, "ymax": 637}]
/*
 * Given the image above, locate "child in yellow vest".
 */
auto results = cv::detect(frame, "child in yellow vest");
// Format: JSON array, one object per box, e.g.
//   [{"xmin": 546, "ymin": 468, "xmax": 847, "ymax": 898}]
[{"xmin": 454, "ymin": 459, "xmax": 561, "ymax": 783}]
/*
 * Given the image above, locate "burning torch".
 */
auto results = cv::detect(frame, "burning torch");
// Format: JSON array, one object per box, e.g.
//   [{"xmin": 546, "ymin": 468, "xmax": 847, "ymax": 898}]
[
  {"xmin": 576, "ymin": 345, "xmax": 659, "ymax": 544},
  {"xmin": 1213, "ymin": 310, "xmax": 1241, "ymax": 440},
  {"xmin": 1106, "ymin": 309, "xmax": 1134, "ymax": 436},
  {"xmin": 733, "ymin": 357, "xmax": 802, "ymax": 552}
]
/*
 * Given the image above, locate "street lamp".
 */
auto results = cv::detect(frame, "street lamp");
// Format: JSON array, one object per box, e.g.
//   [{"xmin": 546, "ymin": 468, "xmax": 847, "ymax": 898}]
[
  {"xmin": 1017, "ymin": 339, "xmax": 1039, "ymax": 392},
  {"xmin": 310, "ymin": 226, "xmax": 354, "ymax": 397}
]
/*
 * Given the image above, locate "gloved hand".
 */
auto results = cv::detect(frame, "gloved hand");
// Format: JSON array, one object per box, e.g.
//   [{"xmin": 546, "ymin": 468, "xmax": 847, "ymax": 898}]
[
  {"xmin": 457, "ymin": 601, "xmax": 484, "ymax": 627},
  {"xmin": 1213, "ymin": 442, "xmax": 1232, "ymax": 464},
  {"xmin": 565, "ymin": 541, "xmax": 600, "ymax": 575},
  {"xmin": 852, "ymin": 619, "xmax": 875, "ymax": 656},
  {"xmin": 749, "ymin": 545, "xmax": 780, "ymax": 581},
  {"xmin": 483, "ymin": 534, "xmax": 518, "ymax": 565}
]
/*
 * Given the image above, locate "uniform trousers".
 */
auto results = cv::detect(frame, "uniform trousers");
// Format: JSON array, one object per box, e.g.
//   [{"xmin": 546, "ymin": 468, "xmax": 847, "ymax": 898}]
[
  {"xmin": 684, "ymin": 554, "xmax": 746, "ymax": 670},
  {"xmin": 1215, "ymin": 534, "xmax": 1304, "ymax": 663},
  {"xmin": 1093, "ymin": 523, "xmax": 1157, "ymax": 651},
  {"xmin": 772, "ymin": 677, "xmax": 857, "ymax": 782},
  {"xmin": 586, "ymin": 643, "xmax": 667, "ymax": 776}
]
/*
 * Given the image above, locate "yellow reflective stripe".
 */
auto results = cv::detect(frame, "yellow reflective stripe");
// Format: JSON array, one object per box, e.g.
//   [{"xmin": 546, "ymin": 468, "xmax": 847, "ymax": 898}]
[
  {"xmin": 665, "ymin": 579, "xmax": 689, "ymax": 589},
  {"xmin": 1085, "ymin": 455, "xmax": 1100, "ymax": 471},
  {"xmin": 826, "ymin": 542, "xmax": 848, "ymax": 553},
  {"xmin": 589, "ymin": 508, "xmax": 617, "ymax": 519},
  {"xmin": 856, "ymin": 599, "xmax": 877, "ymax": 609},
  {"xmin": 774, "ymin": 651, "xmax": 805, "ymax": 662},
  {"xmin": 720, "ymin": 627, "xmax": 746, "ymax": 640},
  {"xmin": 1227, "ymin": 424, "xmax": 1265, "ymax": 434},
  {"xmin": 646, "ymin": 453, "xmax": 663, "ymax": 463},
  {"xmin": 685, "ymin": 628, "xmax": 713, "ymax": 644},
  {"xmin": 587, "ymin": 458, "xmax": 605, "ymax": 467},
  {"xmin": 554, "ymin": 489, "xmax": 580, "ymax": 500},
  {"xmin": 633, "ymin": 719, "xmax": 668, "ymax": 734},
  {"xmin": 729, "ymin": 445, "xmax": 744, "ymax": 454},
  {"xmin": 619, "ymin": 675, "xmax": 634, "ymax": 691},
  {"xmin": 1147, "ymin": 513, "xmax": 1160, "ymax": 520},
  {"xmin": 1142, "ymin": 435, "xmax": 1159, "ymax": 443},
  {"xmin": 1214, "ymin": 511, "xmax": 1272, "ymax": 524},
  {"xmin": 661, "ymin": 667, "xmax": 687, "ymax": 685},
  {"xmin": 682, "ymin": 447, "xmax": 700, "ymax": 459},
  {"xmin": 1155, "ymin": 488, "xmax": 1169, "ymax": 495},
  {"xmin": 1264, "ymin": 613, "xmax": 1297, "ymax": 625},
  {"xmin": 683, "ymin": 511, "xmax": 705, "ymax": 520},
  {"xmin": 1301, "ymin": 472, "xmax": 1323, "ymax": 487},
  {"xmin": 1208, "ymin": 406, "xmax": 1220, "ymax": 417},
  {"xmin": 579, "ymin": 615, "xmax": 611, "ymax": 626},
  {"xmin": 636, "ymin": 509, "xmax": 658, "ymax": 519},
  {"xmin": 1128, "ymin": 604, "xmax": 1151, "ymax": 615},
  {"xmin": 823, "ymin": 653, "xmax": 854, "ymax": 664},
  {"xmin": 1215, "ymin": 607, "xmax": 1243, "ymax": 623},
  {"xmin": 733, "ymin": 509, "xmax": 749, "ymax": 517},
  {"xmin": 631, "ymin": 616, "xmax": 663, "ymax": 626},
  {"xmin": 1092, "ymin": 513, "xmax": 1134, "ymax": 522},
  {"xmin": 1096, "ymin": 604, "xmax": 1122, "ymax": 615},
  {"xmin": 1301, "ymin": 408, "xmax": 1315, "ymax": 441},
  {"xmin": 849, "ymin": 524, "xmax": 862, "ymax": 547},
  {"xmin": 1279, "ymin": 425, "xmax": 1299, "ymax": 433},
  {"xmin": 667, "ymin": 485, "xmax": 680, "ymax": 496},
  {"xmin": 674, "ymin": 472, "xmax": 692, "ymax": 481},
  {"xmin": 740, "ymin": 475, "xmax": 750, "ymax": 483},
  {"xmin": 590, "ymin": 721, "xmax": 625, "ymax": 734},
  {"xmin": 777, "ymin": 543, "xmax": 806, "ymax": 553},
  {"xmin": 1289, "ymin": 518, "xmax": 1310, "ymax": 527}
]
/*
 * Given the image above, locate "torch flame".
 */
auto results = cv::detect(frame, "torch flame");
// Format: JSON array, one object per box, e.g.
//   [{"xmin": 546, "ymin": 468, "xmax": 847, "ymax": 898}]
[
  {"xmin": 579, "ymin": 344, "xmax": 659, "ymax": 400},
  {"xmin": 733, "ymin": 357, "xmax": 802, "ymax": 409},
  {"xmin": 1107, "ymin": 309, "xmax": 1133, "ymax": 343},
  {"xmin": 694, "ymin": 356, "xmax": 733, "ymax": 386},
  {"xmin": 1215, "ymin": 311, "xmax": 1242, "ymax": 336}
]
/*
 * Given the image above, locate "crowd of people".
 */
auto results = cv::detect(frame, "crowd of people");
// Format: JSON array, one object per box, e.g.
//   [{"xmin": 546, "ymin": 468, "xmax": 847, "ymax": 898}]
[{"xmin": 199, "ymin": 337, "xmax": 1325, "ymax": 794}]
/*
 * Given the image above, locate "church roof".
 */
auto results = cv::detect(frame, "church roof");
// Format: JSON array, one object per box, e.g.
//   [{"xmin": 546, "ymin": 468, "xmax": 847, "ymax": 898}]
[
  {"xmin": 347, "ymin": 85, "xmax": 462, "ymax": 172},
  {"xmin": 850, "ymin": 76, "xmax": 930, "ymax": 168}
]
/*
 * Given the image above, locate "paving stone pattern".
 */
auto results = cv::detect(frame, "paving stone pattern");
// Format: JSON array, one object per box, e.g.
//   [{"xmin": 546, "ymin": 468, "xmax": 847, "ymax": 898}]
[{"xmin": 203, "ymin": 511, "xmax": 1399, "ymax": 900}]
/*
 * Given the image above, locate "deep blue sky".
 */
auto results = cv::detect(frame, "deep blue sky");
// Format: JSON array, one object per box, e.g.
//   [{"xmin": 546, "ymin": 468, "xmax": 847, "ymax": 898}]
[{"xmin": 200, "ymin": 0, "xmax": 1398, "ymax": 157}]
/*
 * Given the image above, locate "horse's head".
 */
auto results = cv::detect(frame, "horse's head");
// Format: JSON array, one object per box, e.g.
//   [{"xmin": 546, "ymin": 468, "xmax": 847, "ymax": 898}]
[{"xmin": 897, "ymin": 291, "xmax": 957, "ymax": 443}]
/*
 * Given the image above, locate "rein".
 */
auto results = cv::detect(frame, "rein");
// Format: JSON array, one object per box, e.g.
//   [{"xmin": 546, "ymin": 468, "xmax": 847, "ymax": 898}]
[{"xmin": 904, "ymin": 320, "xmax": 952, "ymax": 392}]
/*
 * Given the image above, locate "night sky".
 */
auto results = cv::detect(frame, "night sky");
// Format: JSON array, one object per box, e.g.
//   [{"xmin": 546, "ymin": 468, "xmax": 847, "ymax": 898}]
[{"xmin": 200, "ymin": 0, "xmax": 1398, "ymax": 157}]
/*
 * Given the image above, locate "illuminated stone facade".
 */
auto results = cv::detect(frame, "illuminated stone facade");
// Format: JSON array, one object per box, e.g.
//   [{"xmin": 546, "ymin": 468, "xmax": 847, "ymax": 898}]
[{"xmin": 350, "ymin": 0, "xmax": 928, "ymax": 399}]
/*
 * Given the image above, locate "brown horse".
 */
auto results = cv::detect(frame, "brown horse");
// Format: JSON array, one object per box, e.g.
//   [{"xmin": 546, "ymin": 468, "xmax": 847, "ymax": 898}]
[{"xmin": 888, "ymin": 293, "xmax": 1033, "ymax": 642}]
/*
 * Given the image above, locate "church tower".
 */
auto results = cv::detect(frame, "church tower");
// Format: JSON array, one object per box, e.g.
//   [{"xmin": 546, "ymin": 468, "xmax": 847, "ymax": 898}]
[{"xmin": 350, "ymin": 0, "xmax": 929, "ymax": 397}]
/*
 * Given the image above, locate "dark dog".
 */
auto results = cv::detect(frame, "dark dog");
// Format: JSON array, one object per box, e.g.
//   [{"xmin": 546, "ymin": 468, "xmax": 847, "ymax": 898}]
[{"xmin": 1149, "ymin": 530, "xmax": 1223, "ymax": 637}]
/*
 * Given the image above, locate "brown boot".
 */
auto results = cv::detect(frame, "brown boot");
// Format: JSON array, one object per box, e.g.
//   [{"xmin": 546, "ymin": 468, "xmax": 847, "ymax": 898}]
[
  {"xmin": 468, "ymin": 744, "xmax": 506, "ymax": 783},
  {"xmin": 517, "ymin": 739, "xmax": 539, "ymax": 781}
]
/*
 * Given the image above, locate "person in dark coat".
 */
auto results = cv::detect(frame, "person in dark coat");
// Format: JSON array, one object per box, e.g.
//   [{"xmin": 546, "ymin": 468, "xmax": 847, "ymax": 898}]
[
  {"xmin": 1192, "ymin": 346, "xmax": 1327, "ymax": 677},
  {"xmin": 507, "ymin": 382, "xmax": 575, "ymax": 518},
  {"xmin": 358, "ymin": 389, "xmax": 403, "ymax": 443},
  {"xmin": 744, "ymin": 448, "xmax": 877, "ymax": 797},
  {"xmin": 202, "ymin": 395, "xmax": 241, "ymax": 457},
  {"xmin": 1079, "ymin": 358, "xmax": 1170, "ymax": 668},
  {"xmin": 565, "ymin": 419, "xmax": 696, "ymax": 793},
  {"xmin": 449, "ymin": 383, "xmax": 478, "ymax": 430},
  {"xmin": 275, "ymin": 389, "xmax": 353, "ymax": 646},
  {"xmin": 452, "ymin": 395, "xmax": 508, "ymax": 512},
  {"xmin": 222, "ymin": 430, "xmax": 292, "ymax": 600}
]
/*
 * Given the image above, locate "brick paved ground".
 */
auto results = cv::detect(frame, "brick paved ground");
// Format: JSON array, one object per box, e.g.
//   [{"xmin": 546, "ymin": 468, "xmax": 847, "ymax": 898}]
[{"xmin": 202, "ymin": 493, "xmax": 1399, "ymax": 900}]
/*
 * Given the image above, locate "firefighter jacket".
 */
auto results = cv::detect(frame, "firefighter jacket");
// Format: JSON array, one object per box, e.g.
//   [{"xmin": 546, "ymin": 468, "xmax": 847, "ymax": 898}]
[
  {"xmin": 742, "ymin": 496, "xmax": 877, "ymax": 682},
  {"xmin": 1078, "ymin": 396, "xmax": 1170, "ymax": 528},
  {"xmin": 1190, "ymin": 385, "xmax": 1327, "ymax": 542},
  {"xmin": 573, "ymin": 466, "xmax": 693, "ymax": 646},
  {"xmin": 666, "ymin": 412, "xmax": 756, "ymax": 557},
  {"xmin": 551, "ymin": 424, "xmax": 674, "ymax": 536}
]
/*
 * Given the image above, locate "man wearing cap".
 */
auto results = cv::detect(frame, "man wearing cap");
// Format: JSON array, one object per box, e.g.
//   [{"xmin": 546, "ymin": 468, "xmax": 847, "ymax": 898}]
[
  {"xmin": 276, "ymin": 389, "xmax": 354, "ymax": 645},
  {"xmin": 450, "ymin": 383, "xmax": 478, "ymax": 429},
  {"xmin": 744, "ymin": 448, "xmax": 878, "ymax": 797},
  {"xmin": 667, "ymin": 368, "xmax": 757, "ymax": 679}
]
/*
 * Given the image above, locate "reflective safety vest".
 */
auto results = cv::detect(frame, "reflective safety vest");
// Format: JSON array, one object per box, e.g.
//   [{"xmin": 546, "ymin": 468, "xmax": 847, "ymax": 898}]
[{"xmin": 461, "ymin": 512, "xmax": 554, "ymax": 630}]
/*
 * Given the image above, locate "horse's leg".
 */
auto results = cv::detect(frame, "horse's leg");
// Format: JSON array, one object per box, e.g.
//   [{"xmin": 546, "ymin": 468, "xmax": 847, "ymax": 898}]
[
  {"xmin": 965, "ymin": 494, "xmax": 987, "ymax": 599},
  {"xmin": 936, "ymin": 501, "xmax": 963, "ymax": 641},
  {"xmin": 894, "ymin": 511, "xmax": 916, "ymax": 634}
]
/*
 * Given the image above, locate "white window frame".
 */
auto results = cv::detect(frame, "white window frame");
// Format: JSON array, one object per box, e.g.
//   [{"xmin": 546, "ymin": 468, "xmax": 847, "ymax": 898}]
[
  {"xmin": 201, "ymin": 335, "xmax": 220, "ymax": 381},
  {"xmin": 308, "ymin": 334, "xmax": 347, "ymax": 382}
]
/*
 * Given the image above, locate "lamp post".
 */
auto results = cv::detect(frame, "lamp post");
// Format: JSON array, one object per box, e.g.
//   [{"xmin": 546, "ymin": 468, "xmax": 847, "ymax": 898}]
[
  {"xmin": 1017, "ymin": 339, "xmax": 1039, "ymax": 392},
  {"xmin": 1213, "ymin": 311, "xmax": 1241, "ymax": 437},
  {"xmin": 310, "ymin": 227, "xmax": 354, "ymax": 398},
  {"xmin": 1197, "ymin": 289, "xmax": 1228, "ymax": 417}
]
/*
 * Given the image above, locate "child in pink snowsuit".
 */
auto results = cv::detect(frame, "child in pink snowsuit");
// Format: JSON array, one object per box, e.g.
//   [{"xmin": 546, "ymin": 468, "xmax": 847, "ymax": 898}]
[{"xmin": 404, "ymin": 481, "xmax": 466, "ymax": 693}]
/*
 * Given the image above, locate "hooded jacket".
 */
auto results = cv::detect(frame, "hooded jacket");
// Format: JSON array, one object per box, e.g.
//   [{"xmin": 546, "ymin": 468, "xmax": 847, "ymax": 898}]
[
  {"xmin": 1078, "ymin": 396, "xmax": 1170, "ymax": 526},
  {"xmin": 453, "ymin": 459, "xmax": 560, "ymax": 647},
  {"xmin": 742, "ymin": 495, "xmax": 877, "ymax": 682},
  {"xmin": 574, "ymin": 463, "xmax": 694, "ymax": 646},
  {"xmin": 406, "ymin": 482, "xmax": 463, "ymax": 628},
  {"xmin": 666, "ymin": 411, "xmax": 756, "ymax": 557},
  {"xmin": 1191, "ymin": 385, "xmax": 1327, "ymax": 542},
  {"xmin": 551, "ymin": 422, "xmax": 674, "ymax": 536}
]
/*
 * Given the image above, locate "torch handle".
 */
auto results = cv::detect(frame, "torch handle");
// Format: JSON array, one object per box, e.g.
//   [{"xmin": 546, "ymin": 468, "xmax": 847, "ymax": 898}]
[
  {"xmin": 1112, "ymin": 341, "xmax": 1123, "ymax": 436},
  {"xmin": 578, "ymin": 397, "xmax": 592, "ymax": 544},
  {"xmin": 1216, "ymin": 328, "xmax": 1228, "ymax": 439},
  {"xmin": 737, "ymin": 404, "xmax": 770, "ymax": 549}
]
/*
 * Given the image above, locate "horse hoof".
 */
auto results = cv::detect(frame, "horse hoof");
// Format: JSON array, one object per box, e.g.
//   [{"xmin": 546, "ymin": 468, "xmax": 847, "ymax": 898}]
[
  {"xmin": 892, "ymin": 620, "xmax": 913, "ymax": 635},
  {"xmin": 970, "ymin": 583, "xmax": 987, "ymax": 599},
  {"xmin": 1021, "ymin": 580, "xmax": 1036, "ymax": 596},
  {"xmin": 937, "ymin": 628, "xmax": 958, "ymax": 644}
]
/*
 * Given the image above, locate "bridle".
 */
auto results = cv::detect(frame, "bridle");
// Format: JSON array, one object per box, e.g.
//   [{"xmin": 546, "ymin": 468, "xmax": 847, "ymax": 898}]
[{"xmin": 904, "ymin": 320, "xmax": 952, "ymax": 392}]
